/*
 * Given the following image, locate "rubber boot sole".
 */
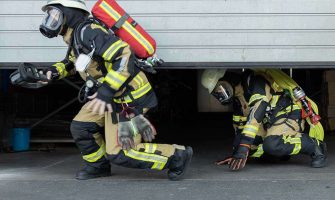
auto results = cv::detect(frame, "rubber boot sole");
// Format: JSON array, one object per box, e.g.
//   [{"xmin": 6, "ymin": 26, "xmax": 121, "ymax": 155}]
[
  {"xmin": 168, "ymin": 146, "xmax": 193, "ymax": 181},
  {"xmin": 76, "ymin": 170, "xmax": 111, "ymax": 180}
]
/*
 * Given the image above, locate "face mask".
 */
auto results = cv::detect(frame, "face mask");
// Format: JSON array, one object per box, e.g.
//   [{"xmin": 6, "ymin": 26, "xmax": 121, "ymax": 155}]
[
  {"xmin": 211, "ymin": 81, "xmax": 234, "ymax": 105},
  {"xmin": 39, "ymin": 6, "xmax": 64, "ymax": 38}
]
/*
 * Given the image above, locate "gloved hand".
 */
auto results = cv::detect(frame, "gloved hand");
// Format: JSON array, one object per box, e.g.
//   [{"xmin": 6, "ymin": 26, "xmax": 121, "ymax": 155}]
[
  {"xmin": 131, "ymin": 114, "xmax": 156, "ymax": 142},
  {"xmin": 215, "ymin": 144, "xmax": 250, "ymax": 171},
  {"xmin": 38, "ymin": 66, "xmax": 59, "ymax": 85},
  {"xmin": 118, "ymin": 120, "xmax": 136, "ymax": 150},
  {"xmin": 87, "ymin": 83, "xmax": 114, "ymax": 115}
]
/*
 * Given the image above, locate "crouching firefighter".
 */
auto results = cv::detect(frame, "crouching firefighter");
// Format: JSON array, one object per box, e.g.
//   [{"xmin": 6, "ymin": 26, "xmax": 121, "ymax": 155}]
[
  {"xmin": 201, "ymin": 69, "xmax": 327, "ymax": 171},
  {"xmin": 38, "ymin": 0, "xmax": 193, "ymax": 180}
]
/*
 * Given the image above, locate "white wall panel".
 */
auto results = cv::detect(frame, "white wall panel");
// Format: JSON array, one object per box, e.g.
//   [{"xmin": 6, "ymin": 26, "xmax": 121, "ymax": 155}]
[{"xmin": 1, "ymin": 0, "xmax": 335, "ymax": 65}]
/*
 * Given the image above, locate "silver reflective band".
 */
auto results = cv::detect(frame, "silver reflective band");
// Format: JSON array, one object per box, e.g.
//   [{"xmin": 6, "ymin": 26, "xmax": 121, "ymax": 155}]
[
  {"xmin": 219, "ymin": 85, "xmax": 230, "ymax": 100},
  {"xmin": 42, "ymin": 6, "xmax": 63, "ymax": 31}
]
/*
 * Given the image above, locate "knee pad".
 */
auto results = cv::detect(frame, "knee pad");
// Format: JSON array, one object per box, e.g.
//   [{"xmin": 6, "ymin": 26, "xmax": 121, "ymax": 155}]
[
  {"xmin": 70, "ymin": 120, "xmax": 102, "ymax": 141},
  {"xmin": 263, "ymin": 136, "xmax": 289, "ymax": 157}
]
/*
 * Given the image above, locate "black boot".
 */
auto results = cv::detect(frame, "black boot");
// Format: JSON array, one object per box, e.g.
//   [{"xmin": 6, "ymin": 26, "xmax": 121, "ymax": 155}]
[
  {"xmin": 167, "ymin": 146, "xmax": 193, "ymax": 181},
  {"xmin": 75, "ymin": 164, "xmax": 111, "ymax": 180},
  {"xmin": 311, "ymin": 140, "xmax": 327, "ymax": 168}
]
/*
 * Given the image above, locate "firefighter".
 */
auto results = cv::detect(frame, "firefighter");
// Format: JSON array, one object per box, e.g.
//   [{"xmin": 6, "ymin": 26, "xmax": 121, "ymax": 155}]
[
  {"xmin": 39, "ymin": 0, "xmax": 193, "ymax": 180},
  {"xmin": 201, "ymin": 69, "xmax": 327, "ymax": 170}
]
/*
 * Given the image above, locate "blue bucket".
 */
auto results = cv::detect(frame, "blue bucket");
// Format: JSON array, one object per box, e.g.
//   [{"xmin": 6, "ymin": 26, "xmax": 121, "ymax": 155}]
[{"xmin": 11, "ymin": 128, "xmax": 31, "ymax": 152}]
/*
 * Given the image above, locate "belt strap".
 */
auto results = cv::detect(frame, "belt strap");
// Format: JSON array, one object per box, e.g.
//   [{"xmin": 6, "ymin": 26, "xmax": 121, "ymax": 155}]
[{"xmin": 111, "ymin": 13, "xmax": 130, "ymax": 32}]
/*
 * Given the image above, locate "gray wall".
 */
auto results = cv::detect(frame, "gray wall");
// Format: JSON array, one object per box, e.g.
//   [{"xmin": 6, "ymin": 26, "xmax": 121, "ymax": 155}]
[{"xmin": 1, "ymin": 0, "xmax": 335, "ymax": 66}]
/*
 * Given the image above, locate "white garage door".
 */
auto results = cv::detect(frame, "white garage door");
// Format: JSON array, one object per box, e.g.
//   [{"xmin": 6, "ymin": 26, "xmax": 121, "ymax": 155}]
[{"xmin": 1, "ymin": 0, "xmax": 335, "ymax": 67}]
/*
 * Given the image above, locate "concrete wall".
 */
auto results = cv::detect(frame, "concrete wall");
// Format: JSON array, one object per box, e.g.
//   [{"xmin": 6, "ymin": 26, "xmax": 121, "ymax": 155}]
[{"xmin": 1, "ymin": 0, "xmax": 335, "ymax": 65}]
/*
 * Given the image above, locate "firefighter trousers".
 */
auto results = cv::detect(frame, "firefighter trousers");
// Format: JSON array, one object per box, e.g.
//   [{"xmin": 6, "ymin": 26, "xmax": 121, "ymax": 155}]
[
  {"xmin": 249, "ymin": 118, "xmax": 316, "ymax": 158},
  {"xmin": 70, "ymin": 102, "xmax": 184, "ymax": 170}
]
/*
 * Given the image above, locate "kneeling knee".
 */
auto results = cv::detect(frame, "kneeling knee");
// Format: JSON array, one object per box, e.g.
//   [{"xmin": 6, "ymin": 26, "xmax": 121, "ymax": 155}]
[
  {"xmin": 263, "ymin": 136, "xmax": 288, "ymax": 157},
  {"xmin": 107, "ymin": 152, "xmax": 126, "ymax": 166}
]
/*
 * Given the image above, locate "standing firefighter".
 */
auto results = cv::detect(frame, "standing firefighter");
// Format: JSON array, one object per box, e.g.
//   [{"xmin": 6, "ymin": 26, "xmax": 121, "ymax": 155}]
[
  {"xmin": 201, "ymin": 69, "xmax": 326, "ymax": 170},
  {"xmin": 39, "ymin": 0, "xmax": 192, "ymax": 180}
]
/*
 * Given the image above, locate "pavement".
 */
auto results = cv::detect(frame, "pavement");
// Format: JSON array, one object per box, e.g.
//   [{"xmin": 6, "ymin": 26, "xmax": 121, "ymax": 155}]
[{"xmin": 1, "ymin": 136, "xmax": 335, "ymax": 200}]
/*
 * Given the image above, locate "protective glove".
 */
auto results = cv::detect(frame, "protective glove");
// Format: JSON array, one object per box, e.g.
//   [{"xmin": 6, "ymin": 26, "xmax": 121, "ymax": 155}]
[
  {"xmin": 131, "ymin": 114, "xmax": 156, "ymax": 142},
  {"xmin": 215, "ymin": 144, "xmax": 250, "ymax": 171},
  {"xmin": 118, "ymin": 120, "xmax": 136, "ymax": 150},
  {"xmin": 87, "ymin": 83, "xmax": 114, "ymax": 115}
]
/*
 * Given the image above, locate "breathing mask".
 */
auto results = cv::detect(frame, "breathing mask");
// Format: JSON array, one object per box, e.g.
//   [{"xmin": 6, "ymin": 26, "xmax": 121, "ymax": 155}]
[
  {"xmin": 211, "ymin": 81, "xmax": 234, "ymax": 105},
  {"xmin": 40, "ymin": 6, "xmax": 64, "ymax": 38}
]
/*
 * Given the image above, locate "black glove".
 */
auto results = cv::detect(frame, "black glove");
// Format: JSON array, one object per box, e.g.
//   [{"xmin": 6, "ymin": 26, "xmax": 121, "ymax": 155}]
[
  {"xmin": 96, "ymin": 83, "xmax": 115, "ymax": 103},
  {"xmin": 230, "ymin": 144, "xmax": 250, "ymax": 170},
  {"xmin": 43, "ymin": 66, "xmax": 59, "ymax": 81},
  {"xmin": 215, "ymin": 144, "xmax": 250, "ymax": 171},
  {"xmin": 44, "ymin": 59, "xmax": 73, "ymax": 80}
]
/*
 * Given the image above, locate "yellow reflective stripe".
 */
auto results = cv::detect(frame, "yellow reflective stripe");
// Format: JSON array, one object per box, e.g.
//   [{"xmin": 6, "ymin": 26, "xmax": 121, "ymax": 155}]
[
  {"xmin": 124, "ymin": 149, "xmax": 168, "ymax": 164},
  {"xmin": 151, "ymin": 162, "xmax": 165, "ymax": 170},
  {"xmin": 114, "ymin": 96, "xmax": 132, "ymax": 103},
  {"xmin": 133, "ymin": 75, "xmax": 142, "ymax": 88},
  {"xmin": 137, "ymin": 75, "xmax": 144, "ymax": 87},
  {"xmin": 122, "ymin": 21, "xmax": 154, "ymax": 55},
  {"xmin": 82, "ymin": 143, "xmax": 106, "ymax": 163},
  {"xmin": 276, "ymin": 105, "xmax": 301, "ymax": 118},
  {"xmin": 99, "ymin": 1, "xmax": 120, "ymax": 21},
  {"xmin": 53, "ymin": 63, "xmax": 68, "ymax": 78},
  {"xmin": 105, "ymin": 62, "xmax": 113, "ymax": 71},
  {"xmin": 270, "ymin": 95, "xmax": 280, "ymax": 108},
  {"xmin": 104, "ymin": 70, "xmax": 128, "ymax": 90},
  {"xmin": 243, "ymin": 131, "xmax": 257, "ymax": 138},
  {"xmin": 249, "ymin": 94, "xmax": 266, "ymax": 105},
  {"xmin": 91, "ymin": 23, "xmax": 108, "ymax": 33},
  {"xmin": 132, "ymin": 82, "xmax": 152, "ymax": 99},
  {"xmin": 282, "ymin": 135, "xmax": 302, "ymax": 155},
  {"xmin": 291, "ymin": 143, "xmax": 301, "ymax": 155},
  {"xmin": 113, "ymin": 82, "xmax": 152, "ymax": 103},
  {"xmin": 152, "ymin": 144, "xmax": 157, "ymax": 153},
  {"xmin": 99, "ymin": 1, "xmax": 155, "ymax": 55},
  {"xmin": 233, "ymin": 115, "xmax": 247, "ymax": 122},
  {"xmin": 242, "ymin": 124, "xmax": 258, "ymax": 138},
  {"xmin": 250, "ymin": 144, "xmax": 264, "ymax": 158},
  {"xmin": 144, "ymin": 143, "xmax": 157, "ymax": 154},
  {"xmin": 243, "ymin": 125, "xmax": 258, "ymax": 132},
  {"xmin": 102, "ymin": 40, "xmax": 128, "ymax": 61},
  {"xmin": 282, "ymin": 135, "xmax": 301, "ymax": 144}
]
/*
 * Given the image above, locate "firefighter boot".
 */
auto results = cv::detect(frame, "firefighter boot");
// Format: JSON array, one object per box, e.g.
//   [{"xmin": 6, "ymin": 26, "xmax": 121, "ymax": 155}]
[
  {"xmin": 167, "ymin": 146, "xmax": 193, "ymax": 181},
  {"xmin": 311, "ymin": 140, "xmax": 327, "ymax": 168},
  {"xmin": 75, "ymin": 164, "xmax": 111, "ymax": 180}
]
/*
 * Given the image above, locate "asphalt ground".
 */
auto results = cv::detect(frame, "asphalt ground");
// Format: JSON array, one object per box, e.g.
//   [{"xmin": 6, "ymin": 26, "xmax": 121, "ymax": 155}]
[{"xmin": 1, "ymin": 136, "xmax": 335, "ymax": 200}]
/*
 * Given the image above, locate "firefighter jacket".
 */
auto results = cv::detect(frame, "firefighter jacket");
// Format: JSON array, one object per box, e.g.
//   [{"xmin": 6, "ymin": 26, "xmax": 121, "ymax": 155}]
[
  {"xmin": 50, "ymin": 22, "xmax": 153, "ymax": 107},
  {"xmin": 232, "ymin": 72, "xmax": 303, "ymax": 145}
]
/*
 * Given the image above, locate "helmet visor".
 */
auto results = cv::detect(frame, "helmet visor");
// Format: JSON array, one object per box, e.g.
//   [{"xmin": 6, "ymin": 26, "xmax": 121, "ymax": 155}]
[
  {"xmin": 211, "ymin": 81, "xmax": 234, "ymax": 104},
  {"xmin": 41, "ymin": 6, "xmax": 63, "ymax": 31}
]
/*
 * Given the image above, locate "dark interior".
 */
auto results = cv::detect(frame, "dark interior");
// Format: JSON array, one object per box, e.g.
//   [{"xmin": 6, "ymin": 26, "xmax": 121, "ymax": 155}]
[{"xmin": 0, "ymin": 68, "xmax": 333, "ymax": 151}]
